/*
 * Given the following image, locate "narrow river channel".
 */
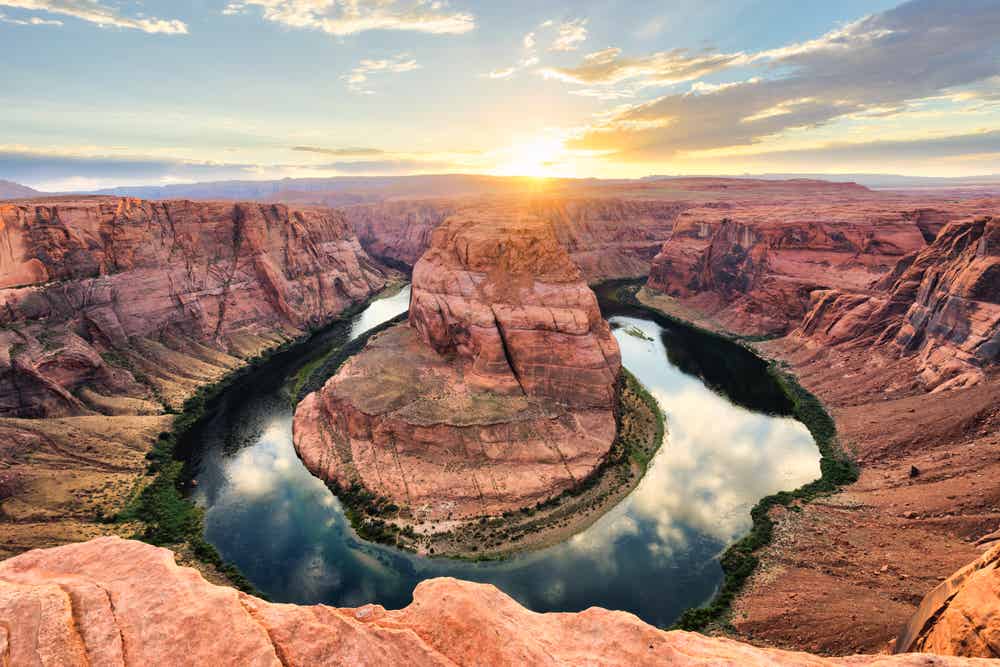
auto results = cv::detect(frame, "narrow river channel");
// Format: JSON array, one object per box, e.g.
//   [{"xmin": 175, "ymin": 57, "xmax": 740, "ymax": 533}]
[{"xmin": 185, "ymin": 284, "xmax": 819, "ymax": 628}]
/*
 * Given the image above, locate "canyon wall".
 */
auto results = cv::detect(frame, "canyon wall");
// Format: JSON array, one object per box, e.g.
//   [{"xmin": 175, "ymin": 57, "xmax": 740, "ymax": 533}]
[
  {"xmin": 0, "ymin": 536, "xmax": 994, "ymax": 666},
  {"xmin": 294, "ymin": 205, "xmax": 622, "ymax": 520},
  {"xmin": 344, "ymin": 197, "xmax": 686, "ymax": 281},
  {"xmin": 0, "ymin": 197, "xmax": 388, "ymax": 417},
  {"xmin": 794, "ymin": 216, "xmax": 998, "ymax": 390},
  {"xmin": 0, "ymin": 197, "xmax": 388, "ymax": 557}
]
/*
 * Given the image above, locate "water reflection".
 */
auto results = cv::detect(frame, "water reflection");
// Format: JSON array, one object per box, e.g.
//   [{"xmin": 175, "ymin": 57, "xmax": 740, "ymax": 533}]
[{"xmin": 190, "ymin": 287, "xmax": 819, "ymax": 628}]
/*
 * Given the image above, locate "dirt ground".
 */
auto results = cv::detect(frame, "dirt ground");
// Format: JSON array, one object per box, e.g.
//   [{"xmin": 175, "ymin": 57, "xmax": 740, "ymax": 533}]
[{"xmin": 730, "ymin": 340, "xmax": 1000, "ymax": 655}]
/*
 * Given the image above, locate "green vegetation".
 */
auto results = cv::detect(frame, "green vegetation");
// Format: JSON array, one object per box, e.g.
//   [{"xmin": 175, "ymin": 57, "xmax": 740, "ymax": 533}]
[
  {"xmin": 599, "ymin": 279, "xmax": 859, "ymax": 633},
  {"xmin": 112, "ymin": 288, "xmax": 403, "ymax": 597}
]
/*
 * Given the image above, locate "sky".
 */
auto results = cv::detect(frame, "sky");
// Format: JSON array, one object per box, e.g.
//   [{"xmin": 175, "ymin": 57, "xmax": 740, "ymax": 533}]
[{"xmin": 1, "ymin": 0, "xmax": 999, "ymax": 190}]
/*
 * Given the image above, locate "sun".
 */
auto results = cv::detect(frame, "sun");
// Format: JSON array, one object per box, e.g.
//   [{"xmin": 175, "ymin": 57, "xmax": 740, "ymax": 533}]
[{"xmin": 495, "ymin": 136, "xmax": 567, "ymax": 178}]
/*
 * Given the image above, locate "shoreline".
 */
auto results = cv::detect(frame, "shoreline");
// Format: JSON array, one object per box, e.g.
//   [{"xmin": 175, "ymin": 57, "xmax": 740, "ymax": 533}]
[
  {"xmin": 326, "ymin": 367, "xmax": 666, "ymax": 560},
  {"xmin": 608, "ymin": 282, "xmax": 859, "ymax": 632},
  {"xmin": 110, "ymin": 282, "xmax": 409, "ymax": 595}
]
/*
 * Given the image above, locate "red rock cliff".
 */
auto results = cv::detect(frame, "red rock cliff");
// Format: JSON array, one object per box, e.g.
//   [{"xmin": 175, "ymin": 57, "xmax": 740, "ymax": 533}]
[
  {"xmin": 0, "ymin": 537, "xmax": 990, "ymax": 666},
  {"xmin": 795, "ymin": 216, "xmax": 999, "ymax": 390},
  {"xmin": 0, "ymin": 198, "xmax": 388, "ymax": 416}
]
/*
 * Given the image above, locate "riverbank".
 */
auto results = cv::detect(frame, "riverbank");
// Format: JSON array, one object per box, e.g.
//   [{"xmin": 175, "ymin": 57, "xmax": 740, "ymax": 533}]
[
  {"xmin": 321, "ymin": 367, "xmax": 665, "ymax": 559},
  {"xmin": 601, "ymin": 283, "xmax": 858, "ymax": 634},
  {"xmin": 632, "ymin": 282, "xmax": 1000, "ymax": 655},
  {"xmin": 107, "ymin": 283, "xmax": 407, "ymax": 592}
]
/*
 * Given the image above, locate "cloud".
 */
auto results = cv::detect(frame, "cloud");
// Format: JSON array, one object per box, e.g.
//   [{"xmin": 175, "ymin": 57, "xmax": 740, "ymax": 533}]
[
  {"xmin": 486, "ymin": 67, "xmax": 516, "ymax": 79},
  {"xmin": 569, "ymin": 0, "xmax": 1000, "ymax": 159},
  {"xmin": 343, "ymin": 54, "xmax": 420, "ymax": 94},
  {"xmin": 0, "ymin": 10, "xmax": 60, "ymax": 25},
  {"xmin": 541, "ymin": 46, "xmax": 745, "ymax": 87},
  {"xmin": 549, "ymin": 18, "xmax": 587, "ymax": 51},
  {"xmin": 0, "ymin": 0, "xmax": 187, "ymax": 33},
  {"xmin": 225, "ymin": 0, "xmax": 474, "ymax": 36},
  {"xmin": 292, "ymin": 146, "xmax": 385, "ymax": 157},
  {"xmin": 719, "ymin": 128, "xmax": 1000, "ymax": 167}
]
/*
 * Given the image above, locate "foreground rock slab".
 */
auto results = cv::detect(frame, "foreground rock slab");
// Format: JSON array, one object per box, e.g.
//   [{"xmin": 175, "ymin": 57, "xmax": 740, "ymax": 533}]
[{"xmin": 0, "ymin": 537, "xmax": 992, "ymax": 666}]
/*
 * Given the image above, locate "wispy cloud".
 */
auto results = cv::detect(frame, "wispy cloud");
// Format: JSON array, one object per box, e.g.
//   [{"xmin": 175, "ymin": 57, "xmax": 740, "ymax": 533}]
[
  {"xmin": 225, "ymin": 0, "xmax": 474, "ymax": 36},
  {"xmin": 343, "ymin": 54, "xmax": 420, "ymax": 94},
  {"xmin": 0, "ymin": 1, "xmax": 187, "ymax": 34},
  {"xmin": 568, "ymin": 0, "xmax": 1000, "ymax": 159},
  {"xmin": 0, "ymin": 10, "xmax": 60, "ymax": 25},
  {"xmin": 541, "ymin": 46, "xmax": 745, "ymax": 87},
  {"xmin": 549, "ymin": 18, "xmax": 588, "ymax": 52}
]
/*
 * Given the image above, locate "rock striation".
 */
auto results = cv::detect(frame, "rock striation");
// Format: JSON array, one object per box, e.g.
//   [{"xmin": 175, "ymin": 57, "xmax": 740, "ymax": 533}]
[
  {"xmin": 794, "ymin": 216, "xmax": 999, "ymax": 390},
  {"xmin": 294, "ymin": 206, "xmax": 622, "ymax": 520},
  {"xmin": 0, "ymin": 537, "xmax": 993, "ymax": 666},
  {"xmin": 0, "ymin": 197, "xmax": 388, "ymax": 417}
]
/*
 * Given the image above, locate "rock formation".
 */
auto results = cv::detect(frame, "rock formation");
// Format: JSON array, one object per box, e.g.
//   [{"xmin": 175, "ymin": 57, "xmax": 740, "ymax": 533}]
[
  {"xmin": 645, "ymin": 202, "xmax": 970, "ymax": 335},
  {"xmin": 345, "ymin": 197, "xmax": 685, "ymax": 281},
  {"xmin": 294, "ymin": 206, "xmax": 622, "ymax": 520},
  {"xmin": 0, "ymin": 537, "xmax": 993, "ymax": 666},
  {"xmin": 794, "ymin": 216, "xmax": 999, "ymax": 390},
  {"xmin": 0, "ymin": 197, "xmax": 389, "ymax": 557},
  {"xmin": 0, "ymin": 197, "xmax": 388, "ymax": 416},
  {"xmin": 896, "ymin": 543, "xmax": 999, "ymax": 658},
  {"xmin": 0, "ymin": 179, "xmax": 40, "ymax": 200}
]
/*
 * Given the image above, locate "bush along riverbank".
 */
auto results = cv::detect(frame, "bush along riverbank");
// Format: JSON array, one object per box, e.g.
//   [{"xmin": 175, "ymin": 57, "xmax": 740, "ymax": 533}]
[
  {"xmin": 604, "ymin": 281, "xmax": 858, "ymax": 632},
  {"xmin": 111, "ymin": 291, "xmax": 400, "ymax": 596},
  {"xmin": 325, "ymin": 367, "xmax": 666, "ymax": 560}
]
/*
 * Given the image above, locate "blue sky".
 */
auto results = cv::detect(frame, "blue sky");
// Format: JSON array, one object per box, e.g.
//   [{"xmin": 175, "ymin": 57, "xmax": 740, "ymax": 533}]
[{"xmin": 1, "ymin": 0, "xmax": 998, "ymax": 190}]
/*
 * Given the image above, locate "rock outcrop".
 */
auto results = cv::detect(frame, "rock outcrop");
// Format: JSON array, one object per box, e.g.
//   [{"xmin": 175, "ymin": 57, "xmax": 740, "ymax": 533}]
[
  {"xmin": 896, "ymin": 544, "xmax": 1000, "ymax": 658},
  {"xmin": 345, "ymin": 197, "xmax": 685, "ymax": 281},
  {"xmin": 294, "ymin": 206, "xmax": 622, "ymax": 520},
  {"xmin": 0, "ymin": 537, "xmax": 994, "ymax": 666},
  {"xmin": 644, "ymin": 198, "xmax": 998, "ymax": 336},
  {"xmin": 795, "ymin": 216, "xmax": 999, "ymax": 390},
  {"xmin": 0, "ymin": 198, "xmax": 388, "ymax": 416}
]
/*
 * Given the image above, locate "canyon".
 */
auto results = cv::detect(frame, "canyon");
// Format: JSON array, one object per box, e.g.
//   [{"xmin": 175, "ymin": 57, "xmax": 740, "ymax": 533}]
[
  {"xmin": 0, "ymin": 197, "xmax": 390, "ymax": 555},
  {"xmin": 293, "ymin": 205, "xmax": 624, "ymax": 528},
  {"xmin": 1, "ymin": 181, "xmax": 998, "ymax": 664}
]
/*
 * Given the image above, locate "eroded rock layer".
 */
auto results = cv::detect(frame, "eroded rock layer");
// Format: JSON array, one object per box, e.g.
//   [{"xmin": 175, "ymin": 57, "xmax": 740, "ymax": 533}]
[
  {"xmin": 0, "ymin": 197, "xmax": 387, "ymax": 417},
  {"xmin": 294, "ymin": 206, "xmax": 621, "ymax": 519},
  {"xmin": 794, "ymin": 216, "xmax": 999, "ymax": 390},
  {"xmin": 644, "ymin": 201, "xmax": 996, "ymax": 335},
  {"xmin": 0, "ymin": 537, "xmax": 992, "ymax": 667}
]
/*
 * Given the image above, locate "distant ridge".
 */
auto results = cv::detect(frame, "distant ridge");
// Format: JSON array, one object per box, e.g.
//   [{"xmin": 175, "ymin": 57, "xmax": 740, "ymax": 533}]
[{"xmin": 0, "ymin": 180, "xmax": 42, "ymax": 200}]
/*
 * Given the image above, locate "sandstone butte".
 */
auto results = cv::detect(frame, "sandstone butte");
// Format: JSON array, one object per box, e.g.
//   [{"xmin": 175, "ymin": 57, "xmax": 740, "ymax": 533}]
[
  {"xmin": 0, "ymin": 537, "xmax": 996, "ymax": 666},
  {"xmin": 293, "ymin": 206, "xmax": 623, "ymax": 520}
]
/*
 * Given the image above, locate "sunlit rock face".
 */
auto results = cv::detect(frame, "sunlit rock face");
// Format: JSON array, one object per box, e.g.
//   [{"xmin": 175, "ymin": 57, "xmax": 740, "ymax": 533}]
[
  {"xmin": 0, "ymin": 537, "xmax": 987, "ymax": 666},
  {"xmin": 345, "ymin": 197, "xmax": 686, "ymax": 281},
  {"xmin": 0, "ymin": 198, "xmax": 387, "ymax": 416},
  {"xmin": 294, "ymin": 206, "xmax": 622, "ymax": 519},
  {"xmin": 897, "ymin": 544, "xmax": 1000, "ymax": 658},
  {"xmin": 795, "ymin": 216, "xmax": 999, "ymax": 390}
]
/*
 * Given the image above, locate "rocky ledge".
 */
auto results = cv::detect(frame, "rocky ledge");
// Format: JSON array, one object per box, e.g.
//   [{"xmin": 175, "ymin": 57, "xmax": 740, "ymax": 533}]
[
  {"xmin": 294, "ymin": 205, "xmax": 622, "ymax": 524},
  {"xmin": 0, "ymin": 537, "xmax": 995, "ymax": 666}
]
